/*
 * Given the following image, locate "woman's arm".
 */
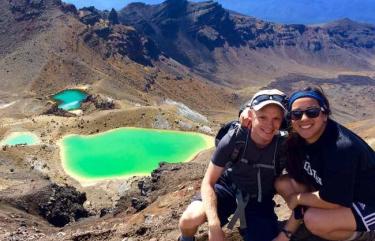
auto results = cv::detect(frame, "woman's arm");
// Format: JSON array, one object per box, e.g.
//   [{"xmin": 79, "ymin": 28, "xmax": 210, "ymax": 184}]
[{"xmin": 288, "ymin": 191, "xmax": 342, "ymax": 210}]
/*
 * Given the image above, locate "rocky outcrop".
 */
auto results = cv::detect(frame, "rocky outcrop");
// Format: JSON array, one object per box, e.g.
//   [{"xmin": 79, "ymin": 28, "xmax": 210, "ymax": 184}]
[
  {"xmin": 82, "ymin": 21, "xmax": 160, "ymax": 65},
  {"xmin": 42, "ymin": 102, "xmax": 76, "ymax": 117},
  {"xmin": 81, "ymin": 94, "xmax": 116, "ymax": 111},
  {"xmin": 38, "ymin": 184, "xmax": 89, "ymax": 227},
  {"xmin": 113, "ymin": 162, "xmax": 203, "ymax": 215},
  {"xmin": 9, "ymin": 0, "xmax": 45, "ymax": 21},
  {"xmin": 59, "ymin": 2, "xmax": 77, "ymax": 14},
  {"xmin": 0, "ymin": 182, "xmax": 89, "ymax": 227},
  {"xmin": 108, "ymin": 8, "xmax": 119, "ymax": 25},
  {"xmin": 78, "ymin": 6, "xmax": 101, "ymax": 25}
]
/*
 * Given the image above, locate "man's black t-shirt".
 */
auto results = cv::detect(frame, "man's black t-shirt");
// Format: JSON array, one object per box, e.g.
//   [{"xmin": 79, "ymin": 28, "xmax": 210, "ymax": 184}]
[
  {"xmin": 212, "ymin": 126, "xmax": 286, "ymax": 200},
  {"xmin": 299, "ymin": 119, "xmax": 375, "ymax": 207}
]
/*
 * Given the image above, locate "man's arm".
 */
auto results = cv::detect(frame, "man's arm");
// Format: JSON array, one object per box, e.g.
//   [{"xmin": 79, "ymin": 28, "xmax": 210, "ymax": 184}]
[{"xmin": 201, "ymin": 162, "xmax": 225, "ymax": 240}]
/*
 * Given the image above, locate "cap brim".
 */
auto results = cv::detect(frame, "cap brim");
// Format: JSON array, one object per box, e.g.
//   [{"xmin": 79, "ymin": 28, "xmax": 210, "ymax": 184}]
[{"xmin": 252, "ymin": 100, "xmax": 286, "ymax": 112}]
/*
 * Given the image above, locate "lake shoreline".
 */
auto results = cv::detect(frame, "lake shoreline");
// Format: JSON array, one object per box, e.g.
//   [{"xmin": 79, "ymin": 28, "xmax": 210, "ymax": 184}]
[{"xmin": 58, "ymin": 127, "xmax": 214, "ymax": 186}]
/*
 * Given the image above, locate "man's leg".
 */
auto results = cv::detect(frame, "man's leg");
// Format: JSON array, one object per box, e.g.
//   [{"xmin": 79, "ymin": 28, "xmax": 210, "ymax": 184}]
[
  {"xmin": 179, "ymin": 201, "xmax": 206, "ymax": 240},
  {"xmin": 178, "ymin": 180, "xmax": 237, "ymax": 240},
  {"xmin": 243, "ymin": 199, "xmax": 279, "ymax": 241}
]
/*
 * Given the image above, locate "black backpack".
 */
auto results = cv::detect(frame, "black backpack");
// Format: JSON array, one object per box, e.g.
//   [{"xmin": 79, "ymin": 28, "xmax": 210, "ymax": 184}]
[
  {"xmin": 215, "ymin": 121, "xmax": 246, "ymax": 166},
  {"xmin": 215, "ymin": 120, "xmax": 242, "ymax": 147},
  {"xmin": 215, "ymin": 120, "xmax": 286, "ymax": 179},
  {"xmin": 215, "ymin": 120, "xmax": 286, "ymax": 230}
]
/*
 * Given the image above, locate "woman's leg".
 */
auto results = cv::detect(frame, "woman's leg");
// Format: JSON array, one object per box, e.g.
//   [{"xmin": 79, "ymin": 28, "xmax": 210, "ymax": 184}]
[
  {"xmin": 303, "ymin": 207, "xmax": 357, "ymax": 240},
  {"xmin": 275, "ymin": 175, "xmax": 357, "ymax": 240},
  {"xmin": 274, "ymin": 175, "xmax": 310, "ymax": 200}
]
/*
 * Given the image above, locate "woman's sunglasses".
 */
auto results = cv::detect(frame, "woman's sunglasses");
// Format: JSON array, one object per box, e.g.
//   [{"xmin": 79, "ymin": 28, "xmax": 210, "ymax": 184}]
[{"xmin": 290, "ymin": 107, "xmax": 324, "ymax": 120}]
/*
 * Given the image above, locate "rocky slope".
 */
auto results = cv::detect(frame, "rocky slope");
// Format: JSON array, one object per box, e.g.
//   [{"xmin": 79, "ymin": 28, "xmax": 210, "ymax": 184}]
[{"xmin": 266, "ymin": 74, "xmax": 375, "ymax": 124}]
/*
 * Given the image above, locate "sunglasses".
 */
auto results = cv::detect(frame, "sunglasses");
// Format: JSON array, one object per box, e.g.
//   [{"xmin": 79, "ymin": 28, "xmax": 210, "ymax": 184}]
[
  {"xmin": 250, "ymin": 94, "xmax": 286, "ymax": 107},
  {"xmin": 290, "ymin": 107, "xmax": 324, "ymax": 120}
]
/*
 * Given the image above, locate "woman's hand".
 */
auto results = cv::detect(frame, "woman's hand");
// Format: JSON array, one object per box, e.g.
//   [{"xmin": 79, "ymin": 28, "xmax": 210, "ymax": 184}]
[
  {"xmin": 287, "ymin": 193, "xmax": 301, "ymax": 210},
  {"xmin": 239, "ymin": 107, "xmax": 252, "ymax": 128}
]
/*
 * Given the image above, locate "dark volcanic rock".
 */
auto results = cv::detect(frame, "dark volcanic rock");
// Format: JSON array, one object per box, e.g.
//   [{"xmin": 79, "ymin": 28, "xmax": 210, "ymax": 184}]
[
  {"xmin": 78, "ymin": 6, "xmax": 101, "ymax": 25},
  {"xmin": 83, "ymin": 94, "xmax": 115, "ymax": 110},
  {"xmin": 92, "ymin": 22, "xmax": 111, "ymax": 38},
  {"xmin": 0, "ymin": 182, "xmax": 89, "ymax": 227},
  {"xmin": 42, "ymin": 103, "xmax": 76, "ymax": 117},
  {"xmin": 60, "ymin": 2, "xmax": 77, "ymax": 14},
  {"xmin": 108, "ymin": 8, "xmax": 119, "ymax": 25},
  {"xmin": 38, "ymin": 184, "xmax": 89, "ymax": 227},
  {"xmin": 9, "ymin": 0, "xmax": 45, "ymax": 21},
  {"xmin": 82, "ymin": 23, "xmax": 160, "ymax": 65},
  {"xmin": 131, "ymin": 197, "xmax": 149, "ymax": 211}
]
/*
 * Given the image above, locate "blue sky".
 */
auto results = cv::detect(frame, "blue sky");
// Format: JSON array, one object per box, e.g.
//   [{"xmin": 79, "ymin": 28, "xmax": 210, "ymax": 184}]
[{"xmin": 63, "ymin": 0, "xmax": 375, "ymax": 24}]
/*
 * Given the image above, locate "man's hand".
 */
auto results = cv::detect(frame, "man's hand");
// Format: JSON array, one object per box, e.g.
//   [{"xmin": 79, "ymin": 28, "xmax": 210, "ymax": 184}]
[
  {"xmin": 239, "ymin": 107, "xmax": 252, "ymax": 128},
  {"xmin": 208, "ymin": 224, "xmax": 225, "ymax": 241}
]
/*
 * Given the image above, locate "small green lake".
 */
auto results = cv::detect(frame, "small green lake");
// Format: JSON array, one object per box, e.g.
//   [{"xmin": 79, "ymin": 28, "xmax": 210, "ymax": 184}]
[
  {"xmin": 59, "ymin": 128, "xmax": 214, "ymax": 184},
  {"xmin": 52, "ymin": 89, "xmax": 88, "ymax": 111},
  {"xmin": 1, "ymin": 132, "xmax": 40, "ymax": 146}
]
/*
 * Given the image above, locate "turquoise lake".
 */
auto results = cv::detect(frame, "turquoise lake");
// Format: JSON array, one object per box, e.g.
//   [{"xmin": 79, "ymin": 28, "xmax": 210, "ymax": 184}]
[
  {"xmin": 1, "ymin": 132, "xmax": 40, "ymax": 146},
  {"xmin": 59, "ymin": 128, "xmax": 214, "ymax": 184},
  {"xmin": 52, "ymin": 89, "xmax": 88, "ymax": 111}
]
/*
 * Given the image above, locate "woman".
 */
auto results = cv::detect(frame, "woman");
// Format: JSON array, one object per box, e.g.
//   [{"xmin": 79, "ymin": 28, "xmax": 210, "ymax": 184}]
[{"xmin": 273, "ymin": 87, "xmax": 375, "ymax": 241}]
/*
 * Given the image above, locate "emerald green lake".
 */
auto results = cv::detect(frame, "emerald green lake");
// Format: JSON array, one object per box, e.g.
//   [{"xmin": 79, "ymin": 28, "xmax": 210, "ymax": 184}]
[
  {"xmin": 60, "ymin": 128, "xmax": 213, "ymax": 183},
  {"xmin": 52, "ymin": 89, "xmax": 88, "ymax": 111},
  {"xmin": 1, "ymin": 132, "xmax": 40, "ymax": 146}
]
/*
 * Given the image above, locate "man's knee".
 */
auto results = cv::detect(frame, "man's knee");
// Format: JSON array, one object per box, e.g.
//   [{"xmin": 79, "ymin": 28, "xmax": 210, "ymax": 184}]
[
  {"xmin": 179, "ymin": 210, "xmax": 198, "ymax": 230},
  {"xmin": 179, "ymin": 202, "xmax": 206, "ymax": 231}
]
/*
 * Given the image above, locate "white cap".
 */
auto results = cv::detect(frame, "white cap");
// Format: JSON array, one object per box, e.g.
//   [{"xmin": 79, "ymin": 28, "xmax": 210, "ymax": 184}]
[{"xmin": 249, "ymin": 89, "xmax": 286, "ymax": 112}]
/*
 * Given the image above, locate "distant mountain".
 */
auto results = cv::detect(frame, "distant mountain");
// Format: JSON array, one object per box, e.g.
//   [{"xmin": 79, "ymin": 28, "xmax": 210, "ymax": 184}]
[
  {"xmin": 0, "ymin": 0, "xmax": 237, "ymax": 118},
  {"xmin": 1, "ymin": 0, "xmax": 375, "ymax": 119},
  {"xmin": 225, "ymin": 0, "xmax": 375, "ymax": 25},
  {"xmin": 118, "ymin": 0, "xmax": 375, "ymax": 86}
]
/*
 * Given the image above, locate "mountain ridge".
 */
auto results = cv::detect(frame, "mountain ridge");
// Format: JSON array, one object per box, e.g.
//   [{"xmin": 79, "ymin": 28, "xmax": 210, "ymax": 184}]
[{"xmin": 118, "ymin": 0, "xmax": 375, "ymax": 86}]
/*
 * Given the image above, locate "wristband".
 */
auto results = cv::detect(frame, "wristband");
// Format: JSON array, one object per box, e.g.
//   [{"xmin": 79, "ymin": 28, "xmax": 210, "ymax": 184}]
[{"xmin": 281, "ymin": 228, "xmax": 293, "ymax": 239}]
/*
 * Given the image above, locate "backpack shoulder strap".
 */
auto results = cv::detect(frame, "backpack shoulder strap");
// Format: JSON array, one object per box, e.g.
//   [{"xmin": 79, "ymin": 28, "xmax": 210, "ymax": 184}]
[{"xmin": 227, "ymin": 125, "xmax": 250, "ymax": 167}]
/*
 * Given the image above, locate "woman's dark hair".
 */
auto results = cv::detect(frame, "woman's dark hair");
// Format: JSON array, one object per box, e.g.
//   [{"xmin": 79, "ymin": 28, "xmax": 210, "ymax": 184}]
[
  {"xmin": 285, "ymin": 86, "xmax": 331, "ymax": 184},
  {"xmin": 288, "ymin": 86, "xmax": 331, "ymax": 115}
]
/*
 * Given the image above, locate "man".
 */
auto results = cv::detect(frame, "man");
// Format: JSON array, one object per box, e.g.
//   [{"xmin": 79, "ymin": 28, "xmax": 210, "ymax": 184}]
[{"xmin": 178, "ymin": 89, "xmax": 287, "ymax": 241}]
